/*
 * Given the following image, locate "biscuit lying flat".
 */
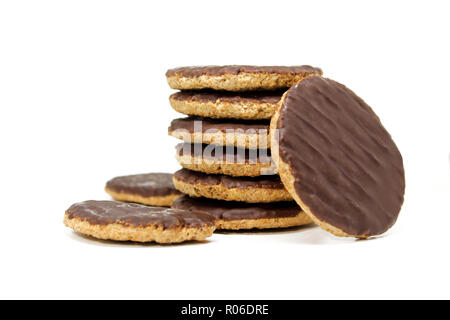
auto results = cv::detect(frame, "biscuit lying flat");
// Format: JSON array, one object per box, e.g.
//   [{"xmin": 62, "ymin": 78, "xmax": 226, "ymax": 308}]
[
  {"xmin": 172, "ymin": 196, "xmax": 311, "ymax": 230},
  {"xmin": 175, "ymin": 143, "xmax": 274, "ymax": 177},
  {"xmin": 169, "ymin": 117, "xmax": 270, "ymax": 149},
  {"xmin": 166, "ymin": 65, "xmax": 322, "ymax": 91},
  {"xmin": 270, "ymin": 76, "xmax": 405, "ymax": 238},
  {"xmin": 169, "ymin": 90, "xmax": 283, "ymax": 120},
  {"xmin": 64, "ymin": 200, "xmax": 216, "ymax": 243},
  {"xmin": 173, "ymin": 169, "xmax": 292, "ymax": 203},
  {"xmin": 105, "ymin": 173, "xmax": 182, "ymax": 207}
]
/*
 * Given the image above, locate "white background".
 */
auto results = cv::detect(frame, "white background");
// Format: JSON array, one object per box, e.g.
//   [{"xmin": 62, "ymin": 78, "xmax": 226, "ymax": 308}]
[{"xmin": 0, "ymin": 0, "xmax": 449, "ymax": 299}]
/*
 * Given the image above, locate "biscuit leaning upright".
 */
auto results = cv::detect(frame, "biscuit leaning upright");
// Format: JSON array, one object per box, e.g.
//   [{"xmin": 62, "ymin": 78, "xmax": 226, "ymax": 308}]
[{"xmin": 270, "ymin": 76, "xmax": 405, "ymax": 238}]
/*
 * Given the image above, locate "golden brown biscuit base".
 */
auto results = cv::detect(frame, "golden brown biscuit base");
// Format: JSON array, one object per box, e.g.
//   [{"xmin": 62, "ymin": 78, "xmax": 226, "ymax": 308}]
[
  {"xmin": 216, "ymin": 214, "xmax": 312, "ymax": 230},
  {"xmin": 173, "ymin": 176, "xmax": 292, "ymax": 203},
  {"xmin": 169, "ymin": 96, "xmax": 276, "ymax": 120},
  {"xmin": 64, "ymin": 213, "xmax": 215, "ymax": 244},
  {"xmin": 175, "ymin": 153, "xmax": 273, "ymax": 177},
  {"xmin": 270, "ymin": 93, "xmax": 358, "ymax": 238},
  {"xmin": 167, "ymin": 72, "xmax": 319, "ymax": 91},
  {"xmin": 105, "ymin": 187, "xmax": 180, "ymax": 207},
  {"xmin": 169, "ymin": 129, "xmax": 270, "ymax": 149}
]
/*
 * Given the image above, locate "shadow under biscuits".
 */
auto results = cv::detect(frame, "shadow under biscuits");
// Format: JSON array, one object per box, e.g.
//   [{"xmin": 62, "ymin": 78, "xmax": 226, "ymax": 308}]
[
  {"xmin": 214, "ymin": 223, "xmax": 316, "ymax": 235},
  {"xmin": 288, "ymin": 227, "xmax": 390, "ymax": 245},
  {"xmin": 67, "ymin": 230, "xmax": 212, "ymax": 247}
]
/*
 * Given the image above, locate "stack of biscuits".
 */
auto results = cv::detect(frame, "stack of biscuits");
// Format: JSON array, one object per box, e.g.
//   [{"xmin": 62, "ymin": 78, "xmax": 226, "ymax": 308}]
[
  {"xmin": 166, "ymin": 65, "xmax": 322, "ymax": 230},
  {"xmin": 64, "ymin": 65, "xmax": 406, "ymax": 243}
]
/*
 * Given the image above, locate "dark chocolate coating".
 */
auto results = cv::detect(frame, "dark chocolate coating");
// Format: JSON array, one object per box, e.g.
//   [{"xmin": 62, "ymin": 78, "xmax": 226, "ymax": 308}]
[
  {"xmin": 170, "ymin": 90, "xmax": 283, "ymax": 104},
  {"xmin": 169, "ymin": 117, "xmax": 270, "ymax": 134},
  {"xmin": 166, "ymin": 65, "xmax": 322, "ymax": 77},
  {"xmin": 106, "ymin": 173, "xmax": 181, "ymax": 197},
  {"xmin": 176, "ymin": 143, "xmax": 271, "ymax": 164},
  {"xmin": 172, "ymin": 196, "xmax": 300, "ymax": 221},
  {"xmin": 66, "ymin": 200, "xmax": 216, "ymax": 229},
  {"xmin": 174, "ymin": 169, "xmax": 284, "ymax": 190},
  {"xmin": 276, "ymin": 77, "xmax": 405, "ymax": 236}
]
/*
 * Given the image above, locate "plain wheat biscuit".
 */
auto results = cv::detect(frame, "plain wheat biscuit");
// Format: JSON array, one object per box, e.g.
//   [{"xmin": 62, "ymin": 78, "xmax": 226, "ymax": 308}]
[
  {"xmin": 169, "ymin": 90, "xmax": 283, "ymax": 120},
  {"xmin": 166, "ymin": 65, "xmax": 323, "ymax": 91},
  {"xmin": 173, "ymin": 169, "xmax": 292, "ymax": 203},
  {"xmin": 175, "ymin": 143, "xmax": 275, "ymax": 177},
  {"xmin": 64, "ymin": 200, "xmax": 216, "ymax": 243},
  {"xmin": 105, "ymin": 173, "xmax": 182, "ymax": 207},
  {"xmin": 270, "ymin": 76, "xmax": 405, "ymax": 238},
  {"xmin": 169, "ymin": 117, "xmax": 271, "ymax": 149},
  {"xmin": 172, "ymin": 195, "xmax": 312, "ymax": 230}
]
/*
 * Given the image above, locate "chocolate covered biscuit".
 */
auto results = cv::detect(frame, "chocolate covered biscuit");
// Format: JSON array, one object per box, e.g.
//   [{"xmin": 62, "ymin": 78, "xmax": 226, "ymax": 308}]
[
  {"xmin": 270, "ymin": 77, "xmax": 405, "ymax": 238},
  {"xmin": 64, "ymin": 200, "xmax": 217, "ymax": 243},
  {"xmin": 169, "ymin": 117, "xmax": 270, "ymax": 149},
  {"xmin": 173, "ymin": 169, "xmax": 292, "ymax": 203},
  {"xmin": 172, "ymin": 196, "xmax": 311, "ymax": 230},
  {"xmin": 166, "ymin": 65, "xmax": 322, "ymax": 91},
  {"xmin": 105, "ymin": 173, "xmax": 182, "ymax": 207},
  {"xmin": 175, "ymin": 143, "xmax": 275, "ymax": 177},
  {"xmin": 169, "ymin": 90, "xmax": 283, "ymax": 120}
]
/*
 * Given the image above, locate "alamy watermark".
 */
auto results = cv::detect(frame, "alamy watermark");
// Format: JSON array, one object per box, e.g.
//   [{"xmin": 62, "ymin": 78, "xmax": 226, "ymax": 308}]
[{"xmin": 173, "ymin": 119, "xmax": 280, "ymax": 175}]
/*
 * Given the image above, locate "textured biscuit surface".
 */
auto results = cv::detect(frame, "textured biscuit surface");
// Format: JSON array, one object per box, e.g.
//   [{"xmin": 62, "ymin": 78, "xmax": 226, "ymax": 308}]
[
  {"xmin": 175, "ymin": 143, "xmax": 275, "ymax": 177},
  {"xmin": 169, "ymin": 117, "xmax": 270, "ymax": 149},
  {"xmin": 169, "ymin": 91, "xmax": 283, "ymax": 119},
  {"xmin": 172, "ymin": 195, "xmax": 312, "ymax": 230},
  {"xmin": 270, "ymin": 77, "xmax": 405, "ymax": 238},
  {"xmin": 166, "ymin": 65, "xmax": 322, "ymax": 91},
  {"xmin": 173, "ymin": 169, "xmax": 292, "ymax": 203},
  {"xmin": 105, "ymin": 173, "xmax": 182, "ymax": 207},
  {"xmin": 64, "ymin": 200, "xmax": 216, "ymax": 243}
]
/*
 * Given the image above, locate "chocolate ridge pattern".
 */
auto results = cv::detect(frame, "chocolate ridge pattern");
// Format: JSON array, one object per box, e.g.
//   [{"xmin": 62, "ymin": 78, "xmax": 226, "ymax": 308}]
[{"xmin": 272, "ymin": 76, "xmax": 405, "ymax": 237}]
